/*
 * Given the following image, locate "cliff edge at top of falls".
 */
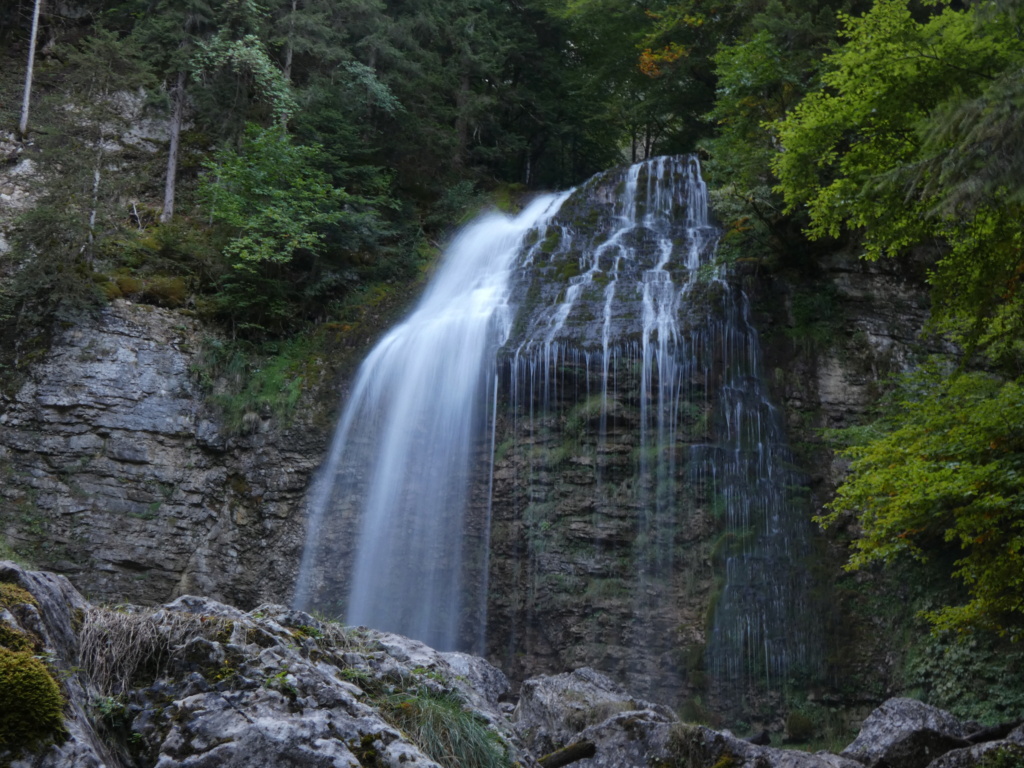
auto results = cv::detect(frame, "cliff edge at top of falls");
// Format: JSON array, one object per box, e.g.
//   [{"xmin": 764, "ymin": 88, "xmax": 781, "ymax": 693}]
[{"xmin": 2, "ymin": 561, "xmax": 1021, "ymax": 768}]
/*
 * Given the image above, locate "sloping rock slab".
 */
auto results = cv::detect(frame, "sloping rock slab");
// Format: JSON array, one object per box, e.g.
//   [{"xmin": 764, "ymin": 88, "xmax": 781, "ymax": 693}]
[
  {"xmin": 841, "ymin": 698, "xmax": 969, "ymax": 768},
  {"xmin": 926, "ymin": 724, "xmax": 1024, "ymax": 768},
  {"xmin": 672, "ymin": 725, "xmax": 865, "ymax": 768},
  {"xmin": 0, "ymin": 563, "xmax": 527, "ymax": 768},
  {"xmin": 570, "ymin": 708, "xmax": 675, "ymax": 767}
]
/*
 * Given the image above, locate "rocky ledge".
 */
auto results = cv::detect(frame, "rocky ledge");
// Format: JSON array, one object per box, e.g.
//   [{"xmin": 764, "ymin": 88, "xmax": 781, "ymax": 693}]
[{"xmin": 1, "ymin": 562, "xmax": 1020, "ymax": 768}]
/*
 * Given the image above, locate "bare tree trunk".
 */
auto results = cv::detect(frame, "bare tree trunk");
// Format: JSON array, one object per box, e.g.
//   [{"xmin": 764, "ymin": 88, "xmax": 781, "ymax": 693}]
[
  {"xmin": 280, "ymin": 0, "xmax": 297, "ymax": 130},
  {"xmin": 18, "ymin": 0, "xmax": 43, "ymax": 137},
  {"xmin": 161, "ymin": 70, "xmax": 186, "ymax": 224},
  {"xmin": 454, "ymin": 69, "xmax": 470, "ymax": 169},
  {"xmin": 282, "ymin": 0, "xmax": 297, "ymax": 83}
]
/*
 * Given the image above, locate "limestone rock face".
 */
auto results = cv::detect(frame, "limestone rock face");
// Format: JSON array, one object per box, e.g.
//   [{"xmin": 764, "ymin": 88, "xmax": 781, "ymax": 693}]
[
  {"xmin": 512, "ymin": 667, "xmax": 673, "ymax": 756},
  {"xmin": 841, "ymin": 698, "xmax": 970, "ymax": 768},
  {"xmin": 0, "ymin": 301, "xmax": 324, "ymax": 608}
]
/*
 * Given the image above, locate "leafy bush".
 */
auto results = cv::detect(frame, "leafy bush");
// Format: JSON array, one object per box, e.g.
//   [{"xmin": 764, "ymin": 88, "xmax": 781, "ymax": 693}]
[
  {"xmin": 902, "ymin": 631, "xmax": 1024, "ymax": 724},
  {"xmin": 820, "ymin": 364, "xmax": 1024, "ymax": 637},
  {"xmin": 785, "ymin": 711, "xmax": 815, "ymax": 742}
]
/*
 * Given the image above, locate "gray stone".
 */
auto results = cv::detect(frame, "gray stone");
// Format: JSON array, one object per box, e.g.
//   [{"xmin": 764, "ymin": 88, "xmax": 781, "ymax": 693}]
[
  {"xmin": 513, "ymin": 667, "xmax": 674, "ymax": 756},
  {"xmin": 925, "ymin": 725, "xmax": 1024, "ymax": 768},
  {"xmin": 0, "ymin": 563, "xmax": 520, "ymax": 768},
  {"xmin": 672, "ymin": 725, "xmax": 866, "ymax": 768},
  {"xmin": 841, "ymin": 698, "xmax": 970, "ymax": 768}
]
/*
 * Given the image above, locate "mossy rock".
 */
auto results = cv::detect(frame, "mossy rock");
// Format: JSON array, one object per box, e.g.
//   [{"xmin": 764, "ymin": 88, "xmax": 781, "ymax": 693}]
[
  {"xmin": 0, "ymin": 623, "xmax": 35, "ymax": 653},
  {"xmin": 0, "ymin": 647, "xmax": 66, "ymax": 752},
  {"xmin": 0, "ymin": 583, "xmax": 37, "ymax": 610}
]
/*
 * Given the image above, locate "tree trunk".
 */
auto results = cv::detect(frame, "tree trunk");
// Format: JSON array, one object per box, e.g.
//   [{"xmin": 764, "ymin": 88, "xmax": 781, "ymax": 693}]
[
  {"xmin": 280, "ymin": 0, "xmax": 297, "ymax": 130},
  {"xmin": 161, "ymin": 70, "xmax": 186, "ymax": 224},
  {"xmin": 282, "ymin": 0, "xmax": 297, "ymax": 83},
  {"xmin": 454, "ymin": 68, "xmax": 470, "ymax": 169},
  {"xmin": 18, "ymin": 0, "xmax": 43, "ymax": 137},
  {"xmin": 537, "ymin": 740, "xmax": 597, "ymax": 768}
]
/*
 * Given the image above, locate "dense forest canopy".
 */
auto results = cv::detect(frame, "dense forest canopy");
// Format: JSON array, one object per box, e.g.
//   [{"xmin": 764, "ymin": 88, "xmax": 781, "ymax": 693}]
[{"xmin": 1, "ymin": 0, "xmax": 1022, "ymax": 639}]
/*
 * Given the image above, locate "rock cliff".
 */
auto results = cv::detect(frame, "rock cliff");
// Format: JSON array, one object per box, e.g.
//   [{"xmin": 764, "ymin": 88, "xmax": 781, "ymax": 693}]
[
  {"xmin": 0, "ymin": 301, "xmax": 322, "ymax": 609},
  {"xmin": 1, "ymin": 156, "xmax": 938, "ymax": 725}
]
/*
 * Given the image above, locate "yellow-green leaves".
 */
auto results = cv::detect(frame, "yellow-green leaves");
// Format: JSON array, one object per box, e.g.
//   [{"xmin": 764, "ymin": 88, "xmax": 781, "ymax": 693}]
[
  {"xmin": 822, "ymin": 367, "xmax": 1024, "ymax": 638},
  {"xmin": 772, "ymin": 0, "xmax": 1019, "ymax": 259}
]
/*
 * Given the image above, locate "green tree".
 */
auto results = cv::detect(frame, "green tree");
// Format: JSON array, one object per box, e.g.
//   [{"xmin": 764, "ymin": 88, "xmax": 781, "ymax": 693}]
[
  {"xmin": 701, "ymin": 0, "xmax": 864, "ymax": 264},
  {"xmin": 775, "ymin": 0, "xmax": 1024, "ymax": 638},
  {"xmin": 1, "ymin": 25, "xmax": 155, "ymax": 340},
  {"xmin": 199, "ymin": 123, "xmax": 382, "ymax": 334},
  {"xmin": 772, "ymin": 0, "xmax": 1024, "ymax": 356},
  {"xmin": 821, "ymin": 367, "xmax": 1024, "ymax": 638}
]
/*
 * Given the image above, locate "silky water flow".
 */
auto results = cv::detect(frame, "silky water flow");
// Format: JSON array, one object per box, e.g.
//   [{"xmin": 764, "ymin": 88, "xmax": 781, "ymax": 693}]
[{"xmin": 295, "ymin": 156, "xmax": 821, "ymax": 706}]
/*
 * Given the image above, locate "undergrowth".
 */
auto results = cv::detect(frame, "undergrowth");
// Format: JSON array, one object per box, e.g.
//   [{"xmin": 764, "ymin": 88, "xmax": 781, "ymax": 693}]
[
  {"xmin": 381, "ymin": 688, "xmax": 511, "ymax": 768},
  {"xmin": 79, "ymin": 607, "xmax": 232, "ymax": 696}
]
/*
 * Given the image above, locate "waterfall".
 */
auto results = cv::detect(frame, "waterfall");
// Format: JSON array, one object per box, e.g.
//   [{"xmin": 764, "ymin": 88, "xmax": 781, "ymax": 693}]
[
  {"xmin": 294, "ymin": 191, "xmax": 572, "ymax": 651},
  {"xmin": 296, "ymin": 155, "xmax": 822, "ymax": 708}
]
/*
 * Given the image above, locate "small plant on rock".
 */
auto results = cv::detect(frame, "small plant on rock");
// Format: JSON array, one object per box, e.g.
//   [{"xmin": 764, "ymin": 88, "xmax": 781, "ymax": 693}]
[{"xmin": 382, "ymin": 688, "xmax": 510, "ymax": 768}]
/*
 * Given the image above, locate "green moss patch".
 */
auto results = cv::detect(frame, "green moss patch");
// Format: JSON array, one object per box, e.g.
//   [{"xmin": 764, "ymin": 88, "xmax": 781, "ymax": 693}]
[
  {"xmin": 0, "ymin": 583, "xmax": 37, "ymax": 610},
  {"xmin": 0, "ymin": 648, "xmax": 66, "ymax": 752}
]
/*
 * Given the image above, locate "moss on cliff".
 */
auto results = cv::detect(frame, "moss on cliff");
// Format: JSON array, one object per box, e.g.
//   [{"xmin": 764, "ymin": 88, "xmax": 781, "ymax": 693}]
[{"xmin": 0, "ymin": 647, "xmax": 66, "ymax": 754}]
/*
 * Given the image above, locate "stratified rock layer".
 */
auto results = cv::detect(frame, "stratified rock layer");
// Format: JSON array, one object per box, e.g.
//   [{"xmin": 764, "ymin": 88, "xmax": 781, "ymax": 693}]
[{"xmin": 0, "ymin": 301, "xmax": 320, "ymax": 608}]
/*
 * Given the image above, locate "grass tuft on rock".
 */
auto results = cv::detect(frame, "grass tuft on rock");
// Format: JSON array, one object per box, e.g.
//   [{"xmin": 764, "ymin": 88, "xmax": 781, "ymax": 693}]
[{"xmin": 382, "ymin": 688, "xmax": 510, "ymax": 768}]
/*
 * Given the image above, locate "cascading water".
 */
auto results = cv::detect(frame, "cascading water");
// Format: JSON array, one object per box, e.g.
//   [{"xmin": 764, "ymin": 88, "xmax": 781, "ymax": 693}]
[
  {"xmin": 296, "ymin": 155, "xmax": 822, "ymax": 711},
  {"xmin": 294, "ymin": 192, "xmax": 572, "ymax": 651}
]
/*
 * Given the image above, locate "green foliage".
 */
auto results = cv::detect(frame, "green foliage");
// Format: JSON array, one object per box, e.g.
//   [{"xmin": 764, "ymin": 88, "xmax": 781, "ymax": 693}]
[
  {"xmin": 785, "ymin": 710, "xmax": 814, "ymax": 742},
  {"xmin": 979, "ymin": 745, "xmax": 1024, "ymax": 768},
  {"xmin": 774, "ymin": 0, "xmax": 1009, "ymax": 250},
  {"xmin": 381, "ymin": 689, "xmax": 511, "ymax": 768},
  {"xmin": 198, "ymin": 124, "xmax": 384, "ymax": 335},
  {"xmin": 772, "ymin": 0, "xmax": 1024, "ymax": 358},
  {"xmin": 0, "ymin": 648, "xmax": 66, "ymax": 752},
  {"xmin": 786, "ymin": 286, "xmax": 842, "ymax": 351},
  {"xmin": 902, "ymin": 631, "xmax": 1024, "ymax": 724},
  {"xmin": 192, "ymin": 32, "xmax": 297, "ymax": 123},
  {"xmin": 201, "ymin": 124, "xmax": 347, "ymax": 267},
  {"xmin": 820, "ymin": 364, "xmax": 1024, "ymax": 637},
  {"xmin": 192, "ymin": 333, "xmax": 321, "ymax": 434}
]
